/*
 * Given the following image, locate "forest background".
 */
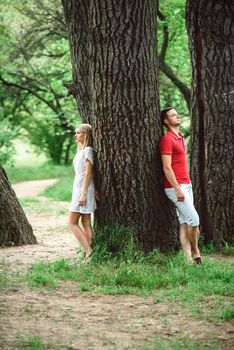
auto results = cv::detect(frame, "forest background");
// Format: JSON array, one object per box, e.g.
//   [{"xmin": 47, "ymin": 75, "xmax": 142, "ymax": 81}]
[{"xmin": 0, "ymin": 0, "xmax": 190, "ymax": 167}]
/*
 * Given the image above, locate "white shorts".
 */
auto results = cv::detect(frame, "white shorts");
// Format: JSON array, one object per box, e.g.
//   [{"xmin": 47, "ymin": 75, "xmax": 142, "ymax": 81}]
[{"xmin": 165, "ymin": 184, "xmax": 199, "ymax": 227}]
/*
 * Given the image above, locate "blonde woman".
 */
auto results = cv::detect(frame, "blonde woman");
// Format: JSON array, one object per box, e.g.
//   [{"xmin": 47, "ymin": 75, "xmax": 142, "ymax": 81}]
[{"xmin": 68, "ymin": 123, "xmax": 96, "ymax": 257}]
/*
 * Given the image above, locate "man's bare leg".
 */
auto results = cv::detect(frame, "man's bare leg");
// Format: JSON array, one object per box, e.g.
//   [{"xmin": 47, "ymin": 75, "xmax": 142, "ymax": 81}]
[
  {"xmin": 179, "ymin": 223, "xmax": 192, "ymax": 259},
  {"xmin": 187, "ymin": 226, "xmax": 201, "ymax": 261}
]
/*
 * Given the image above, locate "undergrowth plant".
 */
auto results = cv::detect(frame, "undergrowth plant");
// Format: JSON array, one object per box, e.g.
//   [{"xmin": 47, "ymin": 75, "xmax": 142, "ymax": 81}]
[{"xmin": 91, "ymin": 222, "xmax": 140, "ymax": 263}]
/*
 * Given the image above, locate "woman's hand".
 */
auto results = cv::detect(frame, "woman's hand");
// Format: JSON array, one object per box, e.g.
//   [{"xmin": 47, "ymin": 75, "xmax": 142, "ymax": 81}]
[
  {"xmin": 94, "ymin": 190, "xmax": 100, "ymax": 201},
  {"xmin": 79, "ymin": 194, "xmax": 87, "ymax": 206}
]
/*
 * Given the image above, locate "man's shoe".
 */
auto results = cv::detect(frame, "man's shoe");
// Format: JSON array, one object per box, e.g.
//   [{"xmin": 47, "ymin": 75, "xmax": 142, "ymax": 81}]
[{"xmin": 194, "ymin": 256, "xmax": 202, "ymax": 264}]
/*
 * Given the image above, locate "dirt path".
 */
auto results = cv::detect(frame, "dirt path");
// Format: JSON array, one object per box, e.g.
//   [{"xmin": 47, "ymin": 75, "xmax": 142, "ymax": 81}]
[
  {"xmin": 12, "ymin": 178, "xmax": 59, "ymax": 199},
  {"xmin": 1, "ymin": 179, "xmax": 77, "ymax": 265},
  {"xmin": 0, "ymin": 180, "xmax": 233, "ymax": 349}
]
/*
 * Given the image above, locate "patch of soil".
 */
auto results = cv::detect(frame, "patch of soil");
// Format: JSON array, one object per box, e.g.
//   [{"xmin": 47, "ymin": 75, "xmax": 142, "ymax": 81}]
[
  {"xmin": 0, "ymin": 199, "xmax": 77, "ymax": 266},
  {"xmin": 1, "ymin": 287, "xmax": 234, "ymax": 350}
]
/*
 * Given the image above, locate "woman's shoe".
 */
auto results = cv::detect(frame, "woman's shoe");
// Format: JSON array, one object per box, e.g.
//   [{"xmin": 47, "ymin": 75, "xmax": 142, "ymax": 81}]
[{"xmin": 86, "ymin": 248, "xmax": 94, "ymax": 258}]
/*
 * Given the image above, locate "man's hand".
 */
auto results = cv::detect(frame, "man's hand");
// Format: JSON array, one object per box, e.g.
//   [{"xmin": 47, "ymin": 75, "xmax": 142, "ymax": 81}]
[{"xmin": 175, "ymin": 188, "xmax": 185, "ymax": 202}]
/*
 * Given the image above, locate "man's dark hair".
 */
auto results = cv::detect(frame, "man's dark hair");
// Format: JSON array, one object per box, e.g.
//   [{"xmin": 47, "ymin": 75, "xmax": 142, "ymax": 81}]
[{"xmin": 160, "ymin": 107, "xmax": 173, "ymax": 127}]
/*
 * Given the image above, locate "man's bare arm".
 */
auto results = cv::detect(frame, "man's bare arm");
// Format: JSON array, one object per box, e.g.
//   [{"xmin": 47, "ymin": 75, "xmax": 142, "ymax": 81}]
[{"xmin": 161, "ymin": 154, "xmax": 185, "ymax": 202}]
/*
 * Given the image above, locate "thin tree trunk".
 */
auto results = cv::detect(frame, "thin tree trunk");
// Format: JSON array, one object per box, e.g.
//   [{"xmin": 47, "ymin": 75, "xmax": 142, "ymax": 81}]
[
  {"xmin": 186, "ymin": 0, "xmax": 234, "ymax": 247},
  {"xmin": 0, "ymin": 167, "xmax": 37, "ymax": 246},
  {"xmin": 158, "ymin": 59, "xmax": 191, "ymax": 110},
  {"xmin": 62, "ymin": 0, "xmax": 178, "ymax": 251},
  {"xmin": 64, "ymin": 138, "xmax": 73, "ymax": 164},
  {"xmin": 157, "ymin": 9, "xmax": 191, "ymax": 110}
]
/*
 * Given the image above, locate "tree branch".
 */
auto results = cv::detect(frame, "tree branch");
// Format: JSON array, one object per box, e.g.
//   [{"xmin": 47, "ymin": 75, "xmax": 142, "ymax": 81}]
[
  {"xmin": 157, "ymin": 7, "xmax": 191, "ymax": 109},
  {"xmin": 0, "ymin": 75, "xmax": 58, "ymax": 113},
  {"xmin": 158, "ymin": 9, "xmax": 169, "ymax": 62},
  {"xmin": 158, "ymin": 60, "xmax": 191, "ymax": 109}
]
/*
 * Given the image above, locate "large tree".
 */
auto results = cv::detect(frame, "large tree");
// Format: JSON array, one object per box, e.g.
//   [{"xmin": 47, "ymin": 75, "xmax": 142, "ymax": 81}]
[
  {"xmin": 0, "ymin": 166, "xmax": 37, "ymax": 246},
  {"xmin": 62, "ymin": 0, "xmax": 178, "ymax": 251},
  {"xmin": 186, "ymin": 0, "xmax": 234, "ymax": 247}
]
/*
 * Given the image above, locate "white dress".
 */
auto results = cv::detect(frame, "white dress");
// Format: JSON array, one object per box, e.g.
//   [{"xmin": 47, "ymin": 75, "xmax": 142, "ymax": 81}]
[{"xmin": 70, "ymin": 146, "xmax": 97, "ymax": 213}]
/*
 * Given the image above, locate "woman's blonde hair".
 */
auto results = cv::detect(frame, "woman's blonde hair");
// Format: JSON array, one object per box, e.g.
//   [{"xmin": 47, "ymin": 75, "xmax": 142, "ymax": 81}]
[{"xmin": 75, "ymin": 123, "xmax": 93, "ymax": 150}]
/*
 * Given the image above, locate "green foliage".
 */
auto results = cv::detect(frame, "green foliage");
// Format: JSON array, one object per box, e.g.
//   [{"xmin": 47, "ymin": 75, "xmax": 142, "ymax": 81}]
[
  {"xmin": 158, "ymin": 0, "xmax": 191, "ymax": 140},
  {"xmin": 158, "ymin": 0, "xmax": 190, "ymax": 97},
  {"xmin": 0, "ymin": 81, "xmax": 20, "ymax": 164},
  {"xmin": 0, "ymin": 0, "xmax": 78, "ymax": 164},
  {"xmin": 0, "ymin": 0, "xmax": 191, "ymax": 164},
  {"xmin": 199, "ymin": 234, "xmax": 217, "ymax": 254},
  {"xmin": 222, "ymin": 244, "xmax": 234, "ymax": 256},
  {"xmin": 92, "ymin": 223, "xmax": 139, "ymax": 262},
  {"xmin": 0, "ymin": 116, "xmax": 18, "ymax": 164},
  {"xmin": 199, "ymin": 236, "xmax": 234, "ymax": 256}
]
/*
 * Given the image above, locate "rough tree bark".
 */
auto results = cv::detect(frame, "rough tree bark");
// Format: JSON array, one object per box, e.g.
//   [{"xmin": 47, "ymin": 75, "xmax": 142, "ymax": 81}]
[
  {"xmin": 62, "ymin": 0, "xmax": 178, "ymax": 251},
  {"xmin": 0, "ymin": 166, "xmax": 37, "ymax": 246},
  {"xmin": 62, "ymin": 0, "xmax": 93, "ymax": 122},
  {"xmin": 186, "ymin": 0, "xmax": 234, "ymax": 247}
]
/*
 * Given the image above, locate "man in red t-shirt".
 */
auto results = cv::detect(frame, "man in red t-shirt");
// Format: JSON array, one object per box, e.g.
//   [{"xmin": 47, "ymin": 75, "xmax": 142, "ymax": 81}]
[{"xmin": 159, "ymin": 107, "xmax": 202, "ymax": 264}]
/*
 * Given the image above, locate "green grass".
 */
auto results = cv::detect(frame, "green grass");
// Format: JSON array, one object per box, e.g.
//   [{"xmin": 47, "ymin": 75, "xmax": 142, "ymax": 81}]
[
  {"xmin": 18, "ymin": 335, "xmax": 46, "ymax": 350},
  {"xmin": 5, "ymin": 163, "xmax": 72, "ymax": 184},
  {"xmin": 0, "ymin": 260, "xmax": 14, "ymax": 288},
  {"xmin": 0, "ymin": 259, "xmax": 24, "ymax": 289},
  {"xmin": 4, "ymin": 138, "xmax": 74, "ymax": 201},
  {"xmin": 18, "ymin": 335, "xmax": 69, "ymax": 350},
  {"xmin": 140, "ymin": 336, "xmax": 221, "ymax": 350},
  {"xmin": 43, "ymin": 174, "xmax": 73, "ymax": 201},
  {"xmin": 19, "ymin": 198, "xmax": 41, "ymax": 206},
  {"xmin": 222, "ymin": 244, "xmax": 234, "ymax": 256},
  {"xmin": 220, "ymin": 307, "xmax": 234, "ymax": 321},
  {"xmin": 24, "ymin": 252, "xmax": 234, "ymax": 321},
  {"xmin": 11, "ymin": 139, "xmax": 47, "ymax": 168},
  {"xmin": 0, "ymin": 273, "xmax": 7, "ymax": 289},
  {"xmin": 5, "ymin": 162, "xmax": 73, "ymax": 201}
]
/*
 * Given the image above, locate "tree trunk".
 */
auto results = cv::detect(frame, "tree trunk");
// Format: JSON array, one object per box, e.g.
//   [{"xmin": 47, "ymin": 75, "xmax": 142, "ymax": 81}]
[
  {"xmin": 62, "ymin": 0, "xmax": 93, "ymax": 122},
  {"xmin": 62, "ymin": 0, "xmax": 178, "ymax": 251},
  {"xmin": 0, "ymin": 167, "xmax": 37, "ymax": 246},
  {"xmin": 186, "ymin": 0, "xmax": 234, "ymax": 247}
]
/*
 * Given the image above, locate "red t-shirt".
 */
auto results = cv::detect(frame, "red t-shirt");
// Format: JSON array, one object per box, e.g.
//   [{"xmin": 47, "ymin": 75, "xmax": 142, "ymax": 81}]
[{"xmin": 159, "ymin": 130, "xmax": 190, "ymax": 188}]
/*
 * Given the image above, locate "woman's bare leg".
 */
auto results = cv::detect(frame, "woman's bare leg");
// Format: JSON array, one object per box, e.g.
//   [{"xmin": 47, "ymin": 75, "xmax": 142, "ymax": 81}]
[
  {"xmin": 81, "ymin": 214, "xmax": 93, "ymax": 246},
  {"xmin": 68, "ymin": 212, "xmax": 92, "ymax": 256}
]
